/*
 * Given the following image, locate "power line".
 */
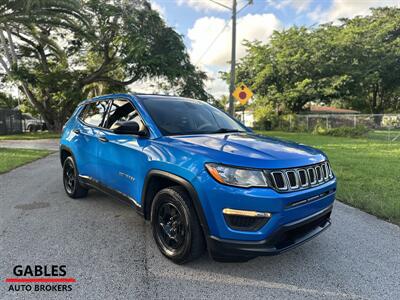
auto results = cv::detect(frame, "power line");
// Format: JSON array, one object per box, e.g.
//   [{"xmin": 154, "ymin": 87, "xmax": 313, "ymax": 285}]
[
  {"xmin": 194, "ymin": 5, "xmax": 248, "ymax": 66},
  {"xmin": 195, "ymin": 20, "xmax": 229, "ymax": 65},
  {"xmin": 237, "ymin": 1, "xmax": 251, "ymax": 15},
  {"xmin": 209, "ymin": 0, "xmax": 232, "ymax": 10}
]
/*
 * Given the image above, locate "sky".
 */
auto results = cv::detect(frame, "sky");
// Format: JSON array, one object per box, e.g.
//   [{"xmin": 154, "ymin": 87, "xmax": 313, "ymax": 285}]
[{"xmin": 144, "ymin": 0, "xmax": 400, "ymax": 98}]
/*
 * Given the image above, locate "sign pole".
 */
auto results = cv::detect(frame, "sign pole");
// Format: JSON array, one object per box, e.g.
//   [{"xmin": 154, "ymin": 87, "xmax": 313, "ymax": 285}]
[{"xmin": 228, "ymin": 0, "xmax": 237, "ymax": 116}]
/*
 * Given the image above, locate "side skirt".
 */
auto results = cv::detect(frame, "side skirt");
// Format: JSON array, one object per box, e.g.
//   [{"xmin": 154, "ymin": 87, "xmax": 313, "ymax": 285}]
[{"xmin": 79, "ymin": 175, "xmax": 144, "ymax": 216}]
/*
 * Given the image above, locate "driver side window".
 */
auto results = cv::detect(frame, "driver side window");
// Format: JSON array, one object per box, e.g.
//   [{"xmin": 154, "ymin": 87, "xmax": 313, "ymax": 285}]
[{"xmin": 103, "ymin": 99, "xmax": 145, "ymax": 132}]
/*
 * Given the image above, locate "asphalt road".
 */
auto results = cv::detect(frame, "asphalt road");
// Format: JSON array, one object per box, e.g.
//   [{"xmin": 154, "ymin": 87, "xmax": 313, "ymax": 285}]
[{"xmin": 1, "ymin": 154, "xmax": 399, "ymax": 300}]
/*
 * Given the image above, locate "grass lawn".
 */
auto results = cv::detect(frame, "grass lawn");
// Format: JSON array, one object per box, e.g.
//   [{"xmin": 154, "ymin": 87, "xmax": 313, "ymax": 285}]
[
  {"xmin": 0, "ymin": 132, "xmax": 60, "ymax": 140},
  {"xmin": 257, "ymin": 131, "xmax": 400, "ymax": 224},
  {"xmin": 0, "ymin": 148, "xmax": 52, "ymax": 174},
  {"xmin": 367, "ymin": 129, "xmax": 400, "ymax": 142}
]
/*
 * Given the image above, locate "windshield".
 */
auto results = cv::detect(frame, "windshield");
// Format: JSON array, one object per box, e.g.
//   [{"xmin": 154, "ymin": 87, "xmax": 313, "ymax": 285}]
[{"xmin": 139, "ymin": 97, "xmax": 247, "ymax": 136}]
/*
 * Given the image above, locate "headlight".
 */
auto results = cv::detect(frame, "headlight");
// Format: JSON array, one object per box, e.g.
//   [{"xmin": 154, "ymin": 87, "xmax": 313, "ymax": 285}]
[{"xmin": 205, "ymin": 163, "xmax": 268, "ymax": 188}]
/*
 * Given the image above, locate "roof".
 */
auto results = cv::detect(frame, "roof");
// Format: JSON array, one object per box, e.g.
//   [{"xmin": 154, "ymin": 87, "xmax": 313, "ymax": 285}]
[
  {"xmin": 78, "ymin": 93, "xmax": 201, "ymax": 106},
  {"xmin": 309, "ymin": 106, "xmax": 360, "ymax": 114}
]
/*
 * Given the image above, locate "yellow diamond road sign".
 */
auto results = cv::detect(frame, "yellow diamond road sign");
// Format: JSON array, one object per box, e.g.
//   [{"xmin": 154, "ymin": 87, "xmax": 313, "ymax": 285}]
[{"xmin": 232, "ymin": 83, "xmax": 253, "ymax": 105}]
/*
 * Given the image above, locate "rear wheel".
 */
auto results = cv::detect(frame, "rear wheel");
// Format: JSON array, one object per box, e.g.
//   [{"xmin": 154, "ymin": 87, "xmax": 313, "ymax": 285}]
[
  {"xmin": 63, "ymin": 156, "xmax": 88, "ymax": 198},
  {"xmin": 151, "ymin": 186, "xmax": 205, "ymax": 264}
]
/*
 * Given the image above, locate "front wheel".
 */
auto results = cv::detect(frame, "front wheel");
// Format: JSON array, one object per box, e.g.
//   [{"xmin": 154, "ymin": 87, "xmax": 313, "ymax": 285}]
[
  {"xmin": 63, "ymin": 156, "xmax": 88, "ymax": 199},
  {"xmin": 151, "ymin": 186, "xmax": 205, "ymax": 264}
]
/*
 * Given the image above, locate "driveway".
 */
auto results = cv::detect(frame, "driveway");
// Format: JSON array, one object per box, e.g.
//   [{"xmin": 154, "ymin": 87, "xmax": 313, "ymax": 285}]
[
  {"xmin": 0, "ymin": 154, "xmax": 399, "ymax": 299},
  {"xmin": 0, "ymin": 139, "xmax": 59, "ymax": 151}
]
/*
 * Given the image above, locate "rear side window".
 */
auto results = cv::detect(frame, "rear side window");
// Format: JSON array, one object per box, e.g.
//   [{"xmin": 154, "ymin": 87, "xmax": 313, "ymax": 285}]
[{"xmin": 79, "ymin": 101, "xmax": 108, "ymax": 127}]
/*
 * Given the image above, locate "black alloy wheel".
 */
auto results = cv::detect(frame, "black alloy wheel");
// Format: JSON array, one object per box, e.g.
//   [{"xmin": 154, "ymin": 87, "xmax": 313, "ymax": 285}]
[
  {"xmin": 62, "ymin": 156, "xmax": 88, "ymax": 198},
  {"xmin": 151, "ymin": 186, "xmax": 205, "ymax": 264},
  {"xmin": 156, "ymin": 202, "xmax": 187, "ymax": 253},
  {"xmin": 63, "ymin": 159, "xmax": 76, "ymax": 194}
]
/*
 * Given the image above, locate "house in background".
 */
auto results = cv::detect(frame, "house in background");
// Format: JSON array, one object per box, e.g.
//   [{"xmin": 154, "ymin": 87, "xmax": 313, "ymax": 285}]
[{"xmin": 235, "ymin": 109, "xmax": 255, "ymax": 128}]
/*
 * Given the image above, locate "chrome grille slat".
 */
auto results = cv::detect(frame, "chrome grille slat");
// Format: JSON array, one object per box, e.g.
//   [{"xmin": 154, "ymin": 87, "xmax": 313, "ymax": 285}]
[
  {"xmin": 268, "ymin": 161, "xmax": 334, "ymax": 192},
  {"xmin": 322, "ymin": 162, "xmax": 329, "ymax": 180},
  {"xmin": 315, "ymin": 166, "xmax": 323, "ymax": 183},
  {"xmin": 271, "ymin": 171, "xmax": 288, "ymax": 191},
  {"xmin": 297, "ymin": 169, "xmax": 308, "ymax": 187},
  {"xmin": 286, "ymin": 170, "xmax": 299, "ymax": 189},
  {"xmin": 308, "ymin": 167, "xmax": 317, "ymax": 185}
]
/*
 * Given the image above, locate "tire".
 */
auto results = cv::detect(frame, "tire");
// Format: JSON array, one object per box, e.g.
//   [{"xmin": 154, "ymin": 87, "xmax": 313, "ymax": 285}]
[
  {"xmin": 151, "ymin": 186, "xmax": 205, "ymax": 264},
  {"xmin": 62, "ymin": 156, "xmax": 88, "ymax": 199},
  {"xmin": 27, "ymin": 125, "xmax": 34, "ymax": 132}
]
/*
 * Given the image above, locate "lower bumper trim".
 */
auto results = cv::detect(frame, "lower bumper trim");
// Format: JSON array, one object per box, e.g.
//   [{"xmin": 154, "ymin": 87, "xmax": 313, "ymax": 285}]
[{"xmin": 207, "ymin": 205, "xmax": 332, "ymax": 258}]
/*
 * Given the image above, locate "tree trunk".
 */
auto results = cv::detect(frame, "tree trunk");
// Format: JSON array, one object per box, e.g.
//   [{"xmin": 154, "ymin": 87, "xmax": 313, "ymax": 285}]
[{"xmin": 40, "ymin": 107, "xmax": 64, "ymax": 132}]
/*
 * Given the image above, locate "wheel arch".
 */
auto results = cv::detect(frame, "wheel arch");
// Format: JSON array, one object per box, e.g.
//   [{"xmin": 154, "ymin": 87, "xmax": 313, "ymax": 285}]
[
  {"xmin": 60, "ymin": 145, "xmax": 76, "ymax": 167},
  {"xmin": 142, "ymin": 170, "xmax": 210, "ymax": 236}
]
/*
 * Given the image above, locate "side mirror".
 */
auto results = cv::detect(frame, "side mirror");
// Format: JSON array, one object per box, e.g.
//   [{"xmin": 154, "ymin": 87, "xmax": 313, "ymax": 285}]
[{"xmin": 113, "ymin": 121, "xmax": 147, "ymax": 136}]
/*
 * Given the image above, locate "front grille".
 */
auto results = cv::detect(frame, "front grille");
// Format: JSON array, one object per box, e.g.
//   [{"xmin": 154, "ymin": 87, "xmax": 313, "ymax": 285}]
[{"xmin": 267, "ymin": 161, "xmax": 334, "ymax": 192}]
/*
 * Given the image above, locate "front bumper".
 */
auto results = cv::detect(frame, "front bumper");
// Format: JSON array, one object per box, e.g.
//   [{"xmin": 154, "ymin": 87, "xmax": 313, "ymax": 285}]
[
  {"xmin": 194, "ymin": 170, "xmax": 336, "ymax": 241},
  {"xmin": 207, "ymin": 204, "xmax": 332, "ymax": 257}
]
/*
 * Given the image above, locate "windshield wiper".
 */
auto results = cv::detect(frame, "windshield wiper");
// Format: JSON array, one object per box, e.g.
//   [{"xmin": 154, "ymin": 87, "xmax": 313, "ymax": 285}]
[{"xmin": 211, "ymin": 128, "xmax": 243, "ymax": 134}]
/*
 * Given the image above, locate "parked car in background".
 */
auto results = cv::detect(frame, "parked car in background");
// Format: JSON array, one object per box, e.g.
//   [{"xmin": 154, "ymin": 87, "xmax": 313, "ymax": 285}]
[
  {"xmin": 60, "ymin": 94, "xmax": 336, "ymax": 264},
  {"xmin": 22, "ymin": 113, "xmax": 46, "ymax": 132}
]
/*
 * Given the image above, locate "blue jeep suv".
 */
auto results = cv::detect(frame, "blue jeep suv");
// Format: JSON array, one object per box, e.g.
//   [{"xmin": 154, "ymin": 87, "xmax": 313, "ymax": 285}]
[{"xmin": 60, "ymin": 94, "xmax": 336, "ymax": 263}]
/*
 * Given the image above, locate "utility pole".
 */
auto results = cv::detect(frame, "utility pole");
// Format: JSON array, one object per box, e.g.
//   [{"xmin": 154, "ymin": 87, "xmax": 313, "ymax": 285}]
[
  {"xmin": 209, "ymin": 0, "xmax": 252, "ymax": 115},
  {"xmin": 228, "ymin": 0, "xmax": 237, "ymax": 116}
]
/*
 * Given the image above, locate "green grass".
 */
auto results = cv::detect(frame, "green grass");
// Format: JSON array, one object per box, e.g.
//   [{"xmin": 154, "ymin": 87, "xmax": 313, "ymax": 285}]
[
  {"xmin": 257, "ymin": 130, "xmax": 400, "ymax": 224},
  {"xmin": 367, "ymin": 129, "xmax": 400, "ymax": 142},
  {"xmin": 0, "ymin": 132, "xmax": 60, "ymax": 140},
  {"xmin": 0, "ymin": 148, "xmax": 51, "ymax": 174}
]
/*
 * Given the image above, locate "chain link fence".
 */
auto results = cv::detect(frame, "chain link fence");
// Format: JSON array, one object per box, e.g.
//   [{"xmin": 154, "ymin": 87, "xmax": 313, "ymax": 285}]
[
  {"xmin": 277, "ymin": 114, "xmax": 400, "ymax": 142},
  {"xmin": 0, "ymin": 108, "xmax": 23, "ymax": 135}
]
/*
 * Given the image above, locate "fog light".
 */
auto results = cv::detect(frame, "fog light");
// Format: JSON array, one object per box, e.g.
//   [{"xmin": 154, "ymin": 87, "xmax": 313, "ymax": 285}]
[
  {"xmin": 222, "ymin": 208, "xmax": 271, "ymax": 218},
  {"xmin": 222, "ymin": 208, "xmax": 271, "ymax": 231}
]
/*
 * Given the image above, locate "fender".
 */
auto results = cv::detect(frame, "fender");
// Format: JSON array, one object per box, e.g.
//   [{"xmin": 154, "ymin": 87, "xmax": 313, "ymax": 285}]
[
  {"xmin": 142, "ymin": 169, "xmax": 210, "ymax": 236},
  {"xmin": 59, "ymin": 145, "xmax": 75, "ymax": 166}
]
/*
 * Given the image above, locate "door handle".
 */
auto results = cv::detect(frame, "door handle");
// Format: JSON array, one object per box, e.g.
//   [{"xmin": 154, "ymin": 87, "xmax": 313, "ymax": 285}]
[
  {"xmin": 73, "ymin": 129, "xmax": 80, "ymax": 134},
  {"xmin": 98, "ymin": 136, "xmax": 108, "ymax": 143}
]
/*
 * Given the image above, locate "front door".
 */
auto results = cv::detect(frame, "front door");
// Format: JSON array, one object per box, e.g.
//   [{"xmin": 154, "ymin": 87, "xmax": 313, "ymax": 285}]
[
  {"xmin": 74, "ymin": 100, "xmax": 109, "ymax": 180},
  {"xmin": 96, "ymin": 98, "xmax": 149, "ymax": 204}
]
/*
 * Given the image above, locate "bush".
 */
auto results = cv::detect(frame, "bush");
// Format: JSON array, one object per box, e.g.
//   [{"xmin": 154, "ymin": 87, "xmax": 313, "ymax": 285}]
[
  {"xmin": 313, "ymin": 125, "xmax": 370, "ymax": 138},
  {"xmin": 253, "ymin": 103, "xmax": 280, "ymax": 130}
]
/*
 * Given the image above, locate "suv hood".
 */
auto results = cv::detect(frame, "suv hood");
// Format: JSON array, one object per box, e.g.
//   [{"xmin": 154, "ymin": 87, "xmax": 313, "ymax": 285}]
[{"xmin": 164, "ymin": 133, "xmax": 326, "ymax": 169}]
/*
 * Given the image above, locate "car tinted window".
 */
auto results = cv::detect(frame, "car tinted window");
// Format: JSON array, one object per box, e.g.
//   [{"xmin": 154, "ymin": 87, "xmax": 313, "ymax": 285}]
[
  {"xmin": 80, "ymin": 101, "xmax": 108, "ymax": 127},
  {"xmin": 140, "ymin": 97, "xmax": 246, "ymax": 135},
  {"xmin": 103, "ymin": 99, "xmax": 145, "ymax": 131}
]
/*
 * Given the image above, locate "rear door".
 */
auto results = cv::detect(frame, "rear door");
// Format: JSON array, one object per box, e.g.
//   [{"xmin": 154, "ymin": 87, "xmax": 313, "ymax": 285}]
[
  {"xmin": 96, "ymin": 98, "xmax": 150, "ymax": 204},
  {"xmin": 74, "ymin": 100, "xmax": 109, "ymax": 180}
]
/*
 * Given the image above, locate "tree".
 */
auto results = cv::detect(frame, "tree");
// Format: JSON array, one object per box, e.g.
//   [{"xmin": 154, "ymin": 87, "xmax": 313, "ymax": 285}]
[
  {"xmin": 0, "ymin": 91, "xmax": 18, "ymax": 108},
  {"xmin": 332, "ymin": 8, "xmax": 400, "ymax": 114},
  {"xmin": 0, "ymin": 0, "xmax": 86, "ymax": 127},
  {"xmin": 235, "ymin": 7, "xmax": 400, "ymax": 116},
  {"xmin": 0, "ymin": 0, "xmax": 209, "ymax": 131}
]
